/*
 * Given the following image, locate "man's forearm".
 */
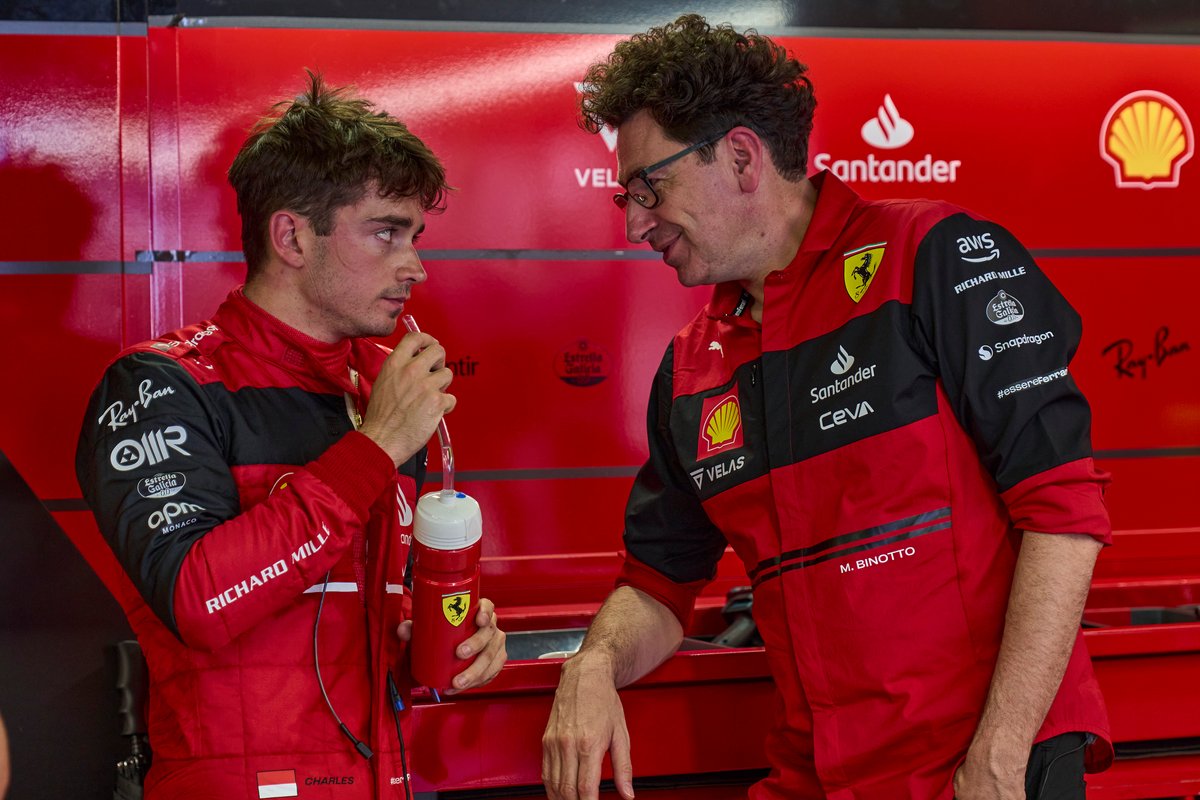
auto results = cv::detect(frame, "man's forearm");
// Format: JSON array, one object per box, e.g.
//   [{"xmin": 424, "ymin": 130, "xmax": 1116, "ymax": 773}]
[
  {"xmin": 968, "ymin": 531, "xmax": 1103, "ymax": 765},
  {"xmin": 568, "ymin": 585, "xmax": 685, "ymax": 687}
]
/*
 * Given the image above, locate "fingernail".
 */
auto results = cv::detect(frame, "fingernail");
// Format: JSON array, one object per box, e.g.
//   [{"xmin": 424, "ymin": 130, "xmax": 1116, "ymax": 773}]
[{"xmin": 458, "ymin": 645, "xmax": 471, "ymax": 658}]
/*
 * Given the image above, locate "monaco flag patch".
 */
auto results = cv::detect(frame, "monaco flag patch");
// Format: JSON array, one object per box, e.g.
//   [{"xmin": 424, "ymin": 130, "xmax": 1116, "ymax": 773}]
[{"xmin": 257, "ymin": 769, "xmax": 299, "ymax": 798}]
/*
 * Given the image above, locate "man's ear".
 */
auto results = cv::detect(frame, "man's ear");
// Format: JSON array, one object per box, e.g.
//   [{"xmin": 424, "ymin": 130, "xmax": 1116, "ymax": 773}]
[
  {"xmin": 726, "ymin": 126, "xmax": 764, "ymax": 193},
  {"xmin": 268, "ymin": 210, "xmax": 308, "ymax": 269}
]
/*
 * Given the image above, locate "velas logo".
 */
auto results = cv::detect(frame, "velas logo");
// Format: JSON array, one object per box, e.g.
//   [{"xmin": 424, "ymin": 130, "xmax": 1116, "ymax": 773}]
[
  {"xmin": 843, "ymin": 242, "xmax": 885, "ymax": 303},
  {"xmin": 697, "ymin": 388, "xmax": 744, "ymax": 460},
  {"xmin": 861, "ymin": 94, "xmax": 914, "ymax": 149},
  {"xmin": 554, "ymin": 339, "xmax": 609, "ymax": 386},
  {"xmin": 1101, "ymin": 90, "xmax": 1193, "ymax": 189},
  {"xmin": 574, "ymin": 82, "xmax": 621, "ymax": 190}
]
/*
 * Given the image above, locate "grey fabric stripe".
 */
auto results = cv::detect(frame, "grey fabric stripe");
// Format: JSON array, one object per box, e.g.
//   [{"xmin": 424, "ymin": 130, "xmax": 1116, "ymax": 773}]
[{"xmin": 0, "ymin": 261, "xmax": 150, "ymax": 275}]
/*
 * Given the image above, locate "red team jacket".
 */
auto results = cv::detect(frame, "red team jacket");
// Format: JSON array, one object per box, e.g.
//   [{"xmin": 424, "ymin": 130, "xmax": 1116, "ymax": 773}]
[
  {"xmin": 617, "ymin": 172, "xmax": 1113, "ymax": 799},
  {"xmin": 76, "ymin": 288, "xmax": 420, "ymax": 798}
]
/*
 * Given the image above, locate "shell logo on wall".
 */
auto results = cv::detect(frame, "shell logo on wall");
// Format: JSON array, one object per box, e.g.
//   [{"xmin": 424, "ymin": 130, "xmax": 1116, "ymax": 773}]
[{"xmin": 1100, "ymin": 90, "xmax": 1194, "ymax": 189}]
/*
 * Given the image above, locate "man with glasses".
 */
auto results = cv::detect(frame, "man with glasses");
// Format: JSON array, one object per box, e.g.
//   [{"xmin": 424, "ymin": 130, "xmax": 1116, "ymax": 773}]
[{"xmin": 542, "ymin": 14, "xmax": 1110, "ymax": 800}]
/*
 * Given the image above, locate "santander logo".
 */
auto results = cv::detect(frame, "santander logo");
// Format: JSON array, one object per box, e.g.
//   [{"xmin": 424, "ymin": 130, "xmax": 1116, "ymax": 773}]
[{"xmin": 861, "ymin": 94, "xmax": 914, "ymax": 149}]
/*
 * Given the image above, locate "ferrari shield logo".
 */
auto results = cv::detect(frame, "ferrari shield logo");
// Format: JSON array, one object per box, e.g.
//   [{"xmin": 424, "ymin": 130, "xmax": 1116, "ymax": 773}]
[
  {"xmin": 843, "ymin": 242, "xmax": 886, "ymax": 303},
  {"xmin": 442, "ymin": 592, "xmax": 471, "ymax": 627}
]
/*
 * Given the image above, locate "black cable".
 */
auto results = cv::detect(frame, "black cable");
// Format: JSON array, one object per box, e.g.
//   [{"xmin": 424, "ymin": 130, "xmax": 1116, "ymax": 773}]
[
  {"xmin": 388, "ymin": 672, "xmax": 415, "ymax": 800},
  {"xmin": 1034, "ymin": 733, "xmax": 1089, "ymax": 799},
  {"xmin": 313, "ymin": 570, "xmax": 374, "ymax": 760}
]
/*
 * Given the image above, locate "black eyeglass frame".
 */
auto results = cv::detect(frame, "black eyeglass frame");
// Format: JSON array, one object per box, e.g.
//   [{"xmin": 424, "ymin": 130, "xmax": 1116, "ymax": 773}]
[{"xmin": 612, "ymin": 130, "xmax": 729, "ymax": 211}]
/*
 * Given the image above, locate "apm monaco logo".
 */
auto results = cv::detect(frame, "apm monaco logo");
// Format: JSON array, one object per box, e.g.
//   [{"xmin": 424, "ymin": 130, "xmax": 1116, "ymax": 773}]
[
  {"xmin": 813, "ymin": 94, "xmax": 962, "ymax": 184},
  {"xmin": 573, "ymin": 81, "xmax": 621, "ymax": 189},
  {"xmin": 553, "ymin": 339, "xmax": 609, "ymax": 387},
  {"xmin": 843, "ymin": 242, "xmax": 885, "ymax": 303},
  {"xmin": 1101, "ymin": 90, "xmax": 1193, "ymax": 189},
  {"xmin": 697, "ymin": 388, "xmax": 744, "ymax": 460}
]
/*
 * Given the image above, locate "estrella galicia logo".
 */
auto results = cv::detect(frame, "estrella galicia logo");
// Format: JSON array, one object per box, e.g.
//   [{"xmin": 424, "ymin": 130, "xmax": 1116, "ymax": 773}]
[
  {"xmin": 554, "ymin": 340, "xmax": 609, "ymax": 387},
  {"xmin": 137, "ymin": 472, "xmax": 186, "ymax": 499},
  {"xmin": 985, "ymin": 290, "xmax": 1025, "ymax": 326}
]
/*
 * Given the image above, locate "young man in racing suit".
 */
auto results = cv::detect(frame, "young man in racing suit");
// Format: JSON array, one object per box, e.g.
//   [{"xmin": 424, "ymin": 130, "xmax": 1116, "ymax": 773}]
[
  {"xmin": 542, "ymin": 15, "xmax": 1110, "ymax": 800},
  {"xmin": 75, "ymin": 73, "xmax": 507, "ymax": 798}
]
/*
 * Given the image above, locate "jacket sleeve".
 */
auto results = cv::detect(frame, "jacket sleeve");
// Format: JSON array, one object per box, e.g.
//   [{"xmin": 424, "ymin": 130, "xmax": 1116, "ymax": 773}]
[
  {"xmin": 617, "ymin": 342, "xmax": 729, "ymax": 628},
  {"xmin": 909, "ymin": 213, "xmax": 1111, "ymax": 542},
  {"xmin": 75, "ymin": 351, "xmax": 397, "ymax": 650}
]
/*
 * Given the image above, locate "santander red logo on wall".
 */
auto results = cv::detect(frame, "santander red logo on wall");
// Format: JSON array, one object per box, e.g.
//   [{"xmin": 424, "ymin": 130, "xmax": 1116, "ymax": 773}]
[{"xmin": 1100, "ymin": 90, "xmax": 1193, "ymax": 189}]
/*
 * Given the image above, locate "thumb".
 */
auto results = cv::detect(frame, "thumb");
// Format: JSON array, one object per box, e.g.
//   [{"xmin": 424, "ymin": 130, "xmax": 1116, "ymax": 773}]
[{"xmin": 395, "ymin": 620, "xmax": 414, "ymax": 642}]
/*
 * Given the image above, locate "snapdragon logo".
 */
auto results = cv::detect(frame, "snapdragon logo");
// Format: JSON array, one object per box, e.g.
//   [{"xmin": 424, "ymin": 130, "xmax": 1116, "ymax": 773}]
[{"xmin": 978, "ymin": 330, "xmax": 1056, "ymax": 361}]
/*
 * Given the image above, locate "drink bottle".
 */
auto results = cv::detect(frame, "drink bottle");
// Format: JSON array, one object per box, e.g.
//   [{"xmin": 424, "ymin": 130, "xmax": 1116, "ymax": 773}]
[{"xmin": 409, "ymin": 490, "xmax": 483, "ymax": 691}]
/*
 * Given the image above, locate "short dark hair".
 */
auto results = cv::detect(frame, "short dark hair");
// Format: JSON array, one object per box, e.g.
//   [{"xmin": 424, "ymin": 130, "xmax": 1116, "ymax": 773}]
[
  {"xmin": 228, "ymin": 70, "xmax": 449, "ymax": 277},
  {"xmin": 579, "ymin": 14, "xmax": 816, "ymax": 181}
]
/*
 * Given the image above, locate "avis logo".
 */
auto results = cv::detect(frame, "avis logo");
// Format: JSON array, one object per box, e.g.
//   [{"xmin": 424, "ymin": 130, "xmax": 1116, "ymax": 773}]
[
  {"xmin": 861, "ymin": 94, "xmax": 914, "ymax": 149},
  {"xmin": 958, "ymin": 232, "xmax": 999, "ymax": 263}
]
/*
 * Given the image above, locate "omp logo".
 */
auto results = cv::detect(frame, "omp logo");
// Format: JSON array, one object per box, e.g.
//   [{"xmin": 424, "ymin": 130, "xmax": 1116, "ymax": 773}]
[
  {"xmin": 861, "ymin": 94, "xmax": 914, "ymax": 149},
  {"xmin": 110, "ymin": 426, "xmax": 190, "ymax": 471},
  {"xmin": 819, "ymin": 400, "xmax": 875, "ymax": 430},
  {"xmin": 1101, "ymin": 90, "xmax": 1193, "ymax": 189},
  {"xmin": 697, "ymin": 390, "xmax": 744, "ymax": 458},
  {"xmin": 148, "ymin": 500, "xmax": 205, "ymax": 534},
  {"xmin": 830, "ymin": 345, "xmax": 855, "ymax": 375}
]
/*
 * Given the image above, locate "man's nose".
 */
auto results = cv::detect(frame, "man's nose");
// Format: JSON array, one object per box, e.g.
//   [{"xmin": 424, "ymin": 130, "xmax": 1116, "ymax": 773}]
[
  {"xmin": 399, "ymin": 250, "xmax": 427, "ymax": 284},
  {"xmin": 625, "ymin": 203, "xmax": 656, "ymax": 245}
]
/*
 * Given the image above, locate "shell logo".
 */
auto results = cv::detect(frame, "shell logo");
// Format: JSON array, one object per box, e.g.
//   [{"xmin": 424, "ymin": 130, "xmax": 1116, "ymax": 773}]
[
  {"xmin": 697, "ymin": 390, "xmax": 745, "ymax": 459},
  {"xmin": 1100, "ymin": 90, "xmax": 1193, "ymax": 189}
]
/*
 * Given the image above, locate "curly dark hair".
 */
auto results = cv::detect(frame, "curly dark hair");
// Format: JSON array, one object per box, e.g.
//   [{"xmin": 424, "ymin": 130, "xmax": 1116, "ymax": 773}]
[
  {"xmin": 579, "ymin": 14, "xmax": 815, "ymax": 181},
  {"xmin": 228, "ymin": 70, "xmax": 449, "ymax": 276}
]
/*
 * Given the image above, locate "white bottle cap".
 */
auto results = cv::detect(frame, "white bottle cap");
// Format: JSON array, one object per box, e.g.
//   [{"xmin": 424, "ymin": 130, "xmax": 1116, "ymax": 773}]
[{"xmin": 413, "ymin": 491, "xmax": 483, "ymax": 550}]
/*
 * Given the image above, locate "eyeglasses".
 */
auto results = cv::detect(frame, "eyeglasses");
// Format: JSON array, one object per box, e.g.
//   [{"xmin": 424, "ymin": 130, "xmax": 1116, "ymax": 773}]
[{"xmin": 613, "ymin": 131, "xmax": 728, "ymax": 211}]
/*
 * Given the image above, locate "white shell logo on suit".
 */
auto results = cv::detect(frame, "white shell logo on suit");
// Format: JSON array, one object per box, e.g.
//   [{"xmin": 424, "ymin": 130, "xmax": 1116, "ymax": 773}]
[{"xmin": 110, "ymin": 426, "xmax": 191, "ymax": 471}]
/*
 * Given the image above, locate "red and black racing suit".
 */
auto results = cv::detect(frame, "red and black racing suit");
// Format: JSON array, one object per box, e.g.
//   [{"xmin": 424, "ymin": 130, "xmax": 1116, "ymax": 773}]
[
  {"xmin": 76, "ymin": 287, "xmax": 421, "ymax": 798},
  {"xmin": 617, "ymin": 172, "xmax": 1112, "ymax": 799}
]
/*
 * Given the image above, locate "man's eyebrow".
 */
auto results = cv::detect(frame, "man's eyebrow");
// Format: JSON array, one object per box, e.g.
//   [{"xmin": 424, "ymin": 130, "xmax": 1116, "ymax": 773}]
[{"xmin": 366, "ymin": 214, "xmax": 414, "ymax": 227}]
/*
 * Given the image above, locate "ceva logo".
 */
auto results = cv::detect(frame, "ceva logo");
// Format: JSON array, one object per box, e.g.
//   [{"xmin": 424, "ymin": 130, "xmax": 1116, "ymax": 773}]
[
  {"xmin": 1101, "ymin": 90, "xmax": 1193, "ymax": 189},
  {"xmin": 861, "ymin": 94, "xmax": 914, "ymax": 149}
]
